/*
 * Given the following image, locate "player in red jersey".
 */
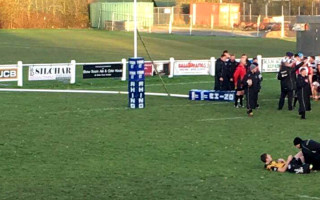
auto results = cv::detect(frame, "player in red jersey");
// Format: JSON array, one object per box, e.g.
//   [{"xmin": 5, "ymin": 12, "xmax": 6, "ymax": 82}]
[{"xmin": 233, "ymin": 55, "xmax": 247, "ymax": 108}]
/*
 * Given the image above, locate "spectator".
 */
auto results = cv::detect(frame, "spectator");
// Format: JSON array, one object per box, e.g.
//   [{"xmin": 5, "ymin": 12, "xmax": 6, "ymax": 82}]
[
  {"xmin": 242, "ymin": 54, "xmax": 251, "ymax": 72},
  {"xmin": 214, "ymin": 54, "xmax": 229, "ymax": 90},
  {"xmin": 227, "ymin": 54, "xmax": 238, "ymax": 90}
]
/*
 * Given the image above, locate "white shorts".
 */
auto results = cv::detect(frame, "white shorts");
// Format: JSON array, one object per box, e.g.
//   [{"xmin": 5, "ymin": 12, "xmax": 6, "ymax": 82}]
[{"xmin": 312, "ymin": 81, "xmax": 320, "ymax": 87}]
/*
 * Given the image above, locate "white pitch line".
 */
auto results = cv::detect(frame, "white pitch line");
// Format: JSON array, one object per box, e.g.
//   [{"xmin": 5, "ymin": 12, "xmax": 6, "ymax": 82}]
[
  {"xmin": 44, "ymin": 107, "xmax": 127, "ymax": 115},
  {"xmin": 197, "ymin": 117, "xmax": 246, "ymax": 122},
  {"xmin": 77, "ymin": 78, "xmax": 277, "ymax": 90},
  {"xmin": 298, "ymin": 195, "xmax": 320, "ymax": 200},
  {"xmin": 26, "ymin": 102, "xmax": 228, "ymax": 116},
  {"xmin": 0, "ymin": 88, "xmax": 189, "ymax": 98},
  {"xmin": 0, "ymin": 88, "xmax": 281, "ymax": 103}
]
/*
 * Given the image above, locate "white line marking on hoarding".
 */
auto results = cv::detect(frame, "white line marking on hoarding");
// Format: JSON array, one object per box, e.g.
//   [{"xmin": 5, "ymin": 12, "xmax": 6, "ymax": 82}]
[
  {"xmin": 298, "ymin": 195, "xmax": 320, "ymax": 200},
  {"xmin": 197, "ymin": 117, "xmax": 245, "ymax": 122}
]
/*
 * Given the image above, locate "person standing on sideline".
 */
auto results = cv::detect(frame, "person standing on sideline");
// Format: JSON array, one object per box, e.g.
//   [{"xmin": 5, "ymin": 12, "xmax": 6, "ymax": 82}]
[
  {"xmin": 277, "ymin": 53, "xmax": 304, "ymax": 110},
  {"xmin": 296, "ymin": 68, "xmax": 311, "ymax": 119},
  {"xmin": 243, "ymin": 63, "xmax": 260, "ymax": 117},
  {"xmin": 252, "ymin": 58, "xmax": 263, "ymax": 108},
  {"xmin": 214, "ymin": 54, "xmax": 229, "ymax": 90},
  {"xmin": 293, "ymin": 53, "xmax": 306, "ymax": 108},
  {"xmin": 227, "ymin": 54, "xmax": 238, "ymax": 90},
  {"xmin": 233, "ymin": 55, "xmax": 247, "ymax": 108}
]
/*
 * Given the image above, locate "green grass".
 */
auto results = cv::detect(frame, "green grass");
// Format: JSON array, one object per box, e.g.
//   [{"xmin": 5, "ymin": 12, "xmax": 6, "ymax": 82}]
[
  {"xmin": 0, "ymin": 29, "xmax": 296, "ymax": 64},
  {"xmin": 1, "ymin": 30, "xmax": 320, "ymax": 200}
]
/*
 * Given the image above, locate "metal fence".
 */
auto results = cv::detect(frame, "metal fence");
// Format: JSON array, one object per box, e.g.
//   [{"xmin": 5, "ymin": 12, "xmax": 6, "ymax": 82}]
[{"xmin": 93, "ymin": 6, "xmax": 306, "ymax": 38}]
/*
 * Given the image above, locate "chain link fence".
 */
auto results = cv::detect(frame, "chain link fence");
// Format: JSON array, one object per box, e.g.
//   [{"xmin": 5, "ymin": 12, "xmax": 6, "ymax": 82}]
[{"xmin": 94, "ymin": 6, "xmax": 308, "ymax": 38}]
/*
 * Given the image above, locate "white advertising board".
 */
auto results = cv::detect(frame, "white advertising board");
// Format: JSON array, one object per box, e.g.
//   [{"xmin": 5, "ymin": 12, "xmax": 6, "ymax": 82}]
[
  {"xmin": 174, "ymin": 60, "xmax": 210, "ymax": 76},
  {"xmin": 0, "ymin": 67, "xmax": 19, "ymax": 82},
  {"xmin": 262, "ymin": 57, "xmax": 282, "ymax": 72},
  {"xmin": 29, "ymin": 65, "xmax": 72, "ymax": 81}
]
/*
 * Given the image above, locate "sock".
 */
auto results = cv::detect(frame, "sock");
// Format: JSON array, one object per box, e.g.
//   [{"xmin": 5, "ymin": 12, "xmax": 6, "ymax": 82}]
[
  {"xmin": 294, "ymin": 97, "xmax": 298, "ymax": 107},
  {"xmin": 235, "ymin": 95, "xmax": 239, "ymax": 106},
  {"xmin": 240, "ymin": 95, "xmax": 243, "ymax": 106},
  {"xmin": 301, "ymin": 112, "xmax": 306, "ymax": 119}
]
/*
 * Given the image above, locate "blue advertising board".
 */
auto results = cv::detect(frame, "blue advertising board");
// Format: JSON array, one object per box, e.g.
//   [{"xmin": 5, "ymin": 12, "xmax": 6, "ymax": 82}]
[{"xmin": 189, "ymin": 90, "xmax": 236, "ymax": 102}]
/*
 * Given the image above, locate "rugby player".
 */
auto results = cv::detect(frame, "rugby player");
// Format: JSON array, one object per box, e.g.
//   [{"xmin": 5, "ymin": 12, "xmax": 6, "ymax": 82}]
[{"xmin": 260, "ymin": 152, "xmax": 312, "ymax": 174}]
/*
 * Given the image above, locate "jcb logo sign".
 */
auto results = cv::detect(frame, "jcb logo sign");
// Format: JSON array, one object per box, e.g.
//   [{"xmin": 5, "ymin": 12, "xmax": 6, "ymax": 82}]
[{"xmin": 0, "ymin": 69, "xmax": 17, "ymax": 79}]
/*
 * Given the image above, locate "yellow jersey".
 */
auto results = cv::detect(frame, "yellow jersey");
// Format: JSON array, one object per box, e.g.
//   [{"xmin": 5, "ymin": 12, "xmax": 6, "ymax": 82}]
[{"xmin": 265, "ymin": 161, "xmax": 285, "ymax": 172}]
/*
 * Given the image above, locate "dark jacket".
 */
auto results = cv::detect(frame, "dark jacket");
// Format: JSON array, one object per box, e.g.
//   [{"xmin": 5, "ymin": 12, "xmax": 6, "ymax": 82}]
[
  {"xmin": 277, "ymin": 62, "xmax": 304, "ymax": 91},
  {"xmin": 243, "ymin": 71, "xmax": 260, "ymax": 93},
  {"xmin": 227, "ymin": 60, "xmax": 238, "ymax": 80},
  {"xmin": 257, "ymin": 71, "xmax": 263, "ymax": 91},
  {"xmin": 214, "ymin": 58, "xmax": 229, "ymax": 90},
  {"xmin": 301, "ymin": 139, "xmax": 320, "ymax": 169},
  {"xmin": 296, "ymin": 74, "xmax": 311, "ymax": 112}
]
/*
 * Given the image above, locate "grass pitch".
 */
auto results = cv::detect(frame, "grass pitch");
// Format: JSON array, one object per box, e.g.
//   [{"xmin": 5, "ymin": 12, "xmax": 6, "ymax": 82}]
[{"xmin": 1, "ymin": 30, "xmax": 319, "ymax": 200}]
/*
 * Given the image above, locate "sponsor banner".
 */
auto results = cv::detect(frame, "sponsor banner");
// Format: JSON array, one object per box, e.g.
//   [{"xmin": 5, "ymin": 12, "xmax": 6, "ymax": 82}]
[
  {"xmin": 0, "ymin": 67, "xmax": 18, "ymax": 82},
  {"xmin": 189, "ymin": 89, "xmax": 235, "ymax": 102},
  {"xmin": 174, "ymin": 60, "xmax": 210, "ymax": 76},
  {"xmin": 262, "ymin": 57, "xmax": 282, "ymax": 72},
  {"xmin": 83, "ymin": 64, "xmax": 122, "ymax": 79},
  {"xmin": 144, "ymin": 62, "xmax": 153, "ymax": 76},
  {"xmin": 29, "ymin": 65, "xmax": 71, "ymax": 81}
]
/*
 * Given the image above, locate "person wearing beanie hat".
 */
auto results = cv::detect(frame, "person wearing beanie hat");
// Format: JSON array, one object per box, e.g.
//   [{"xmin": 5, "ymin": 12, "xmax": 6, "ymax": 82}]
[
  {"xmin": 293, "ymin": 137, "xmax": 303, "ymax": 146},
  {"xmin": 242, "ymin": 63, "xmax": 259, "ymax": 116},
  {"xmin": 293, "ymin": 137, "xmax": 320, "ymax": 170}
]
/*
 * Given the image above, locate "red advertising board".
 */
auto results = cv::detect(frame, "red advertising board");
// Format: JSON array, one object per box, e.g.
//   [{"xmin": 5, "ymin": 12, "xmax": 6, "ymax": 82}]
[{"xmin": 144, "ymin": 62, "xmax": 153, "ymax": 76}]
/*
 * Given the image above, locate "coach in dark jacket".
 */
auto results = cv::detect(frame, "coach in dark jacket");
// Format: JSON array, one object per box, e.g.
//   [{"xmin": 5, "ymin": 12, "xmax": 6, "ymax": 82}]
[
  {"xmin": 227, "ymin": 54, "xmax": 238, "ymax": 90},
  {"xmin": 243, "ymin": 63, "xmax": 260, "ymax": 116},
  {"xmin": 296, "ymin": 68, "xmax": 311, "ymax": 119},
  {"xmin": 294, "ymin": 137, "xmax": 320, "ymax": 170},
  {"xmin": 277, "ymin": 61, "xmax": 304, "ymax": 110},
  {"xmin": 214, "ymin": 54, "xmax": 229, "ymax": 90}
]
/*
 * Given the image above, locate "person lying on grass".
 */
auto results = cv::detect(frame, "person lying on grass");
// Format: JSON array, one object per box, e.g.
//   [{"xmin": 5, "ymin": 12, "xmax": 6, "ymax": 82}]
[{"xmin": 260, "ymin": 152, "xmax": 313, "ymax": 174}]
